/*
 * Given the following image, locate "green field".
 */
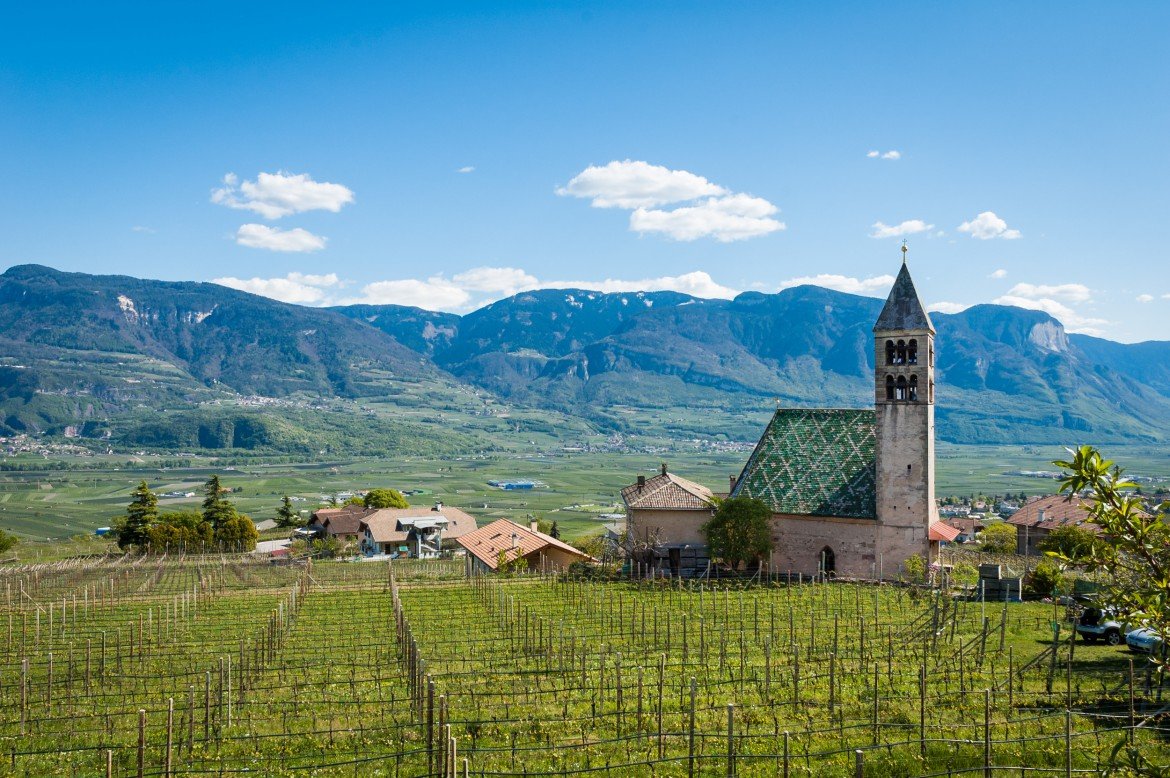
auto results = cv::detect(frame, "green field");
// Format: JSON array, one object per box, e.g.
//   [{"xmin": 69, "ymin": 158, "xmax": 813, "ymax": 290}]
[
  {"xmin": 0, "ymin": 556, "xmax": 1165, "ymax": 776},
  {"xmin": 2, "ymin": 444, "xmax": 1169, "ymax": 547}
]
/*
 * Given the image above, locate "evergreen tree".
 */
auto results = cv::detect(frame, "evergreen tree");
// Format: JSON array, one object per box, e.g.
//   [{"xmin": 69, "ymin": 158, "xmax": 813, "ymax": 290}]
[
  {"xmin": 275, "ymin": 495, "xmax": 301, "ymax": 528},
  {"xmin": 202, "ymin": 475, "xmax": 237, "ymax": 530},
  {"xmin": 549, "ymin": 521, "xmax": 561, "ymax": 539},
  {"xmin": 116, "ymin": 480, "xmax": 158, "ymax": 550}
]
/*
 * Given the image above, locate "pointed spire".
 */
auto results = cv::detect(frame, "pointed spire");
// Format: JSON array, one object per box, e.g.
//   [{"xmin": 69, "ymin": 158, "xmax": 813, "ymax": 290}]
[{"xmin": 874, "ymin": 259, "xmax": 934, "ymax": 333}]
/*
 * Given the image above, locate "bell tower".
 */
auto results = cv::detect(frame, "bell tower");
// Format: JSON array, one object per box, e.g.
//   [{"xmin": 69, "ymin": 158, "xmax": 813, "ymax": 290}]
[{"xmin": 873, "ymin": 245, "xmax": 937, "ymax": 567}]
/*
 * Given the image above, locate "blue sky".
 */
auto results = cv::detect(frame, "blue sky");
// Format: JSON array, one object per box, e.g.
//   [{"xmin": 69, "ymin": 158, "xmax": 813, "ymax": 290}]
[{"xmin": 1, "ymin": 2, "xmax": 1167, "ymax": 341}]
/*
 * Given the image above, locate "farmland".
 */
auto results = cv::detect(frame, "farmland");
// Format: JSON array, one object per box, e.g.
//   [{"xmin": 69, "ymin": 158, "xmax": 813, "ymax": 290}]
[{"xmin": 0, "ymin": 556, "xmax": 1166, "ymax": 776}]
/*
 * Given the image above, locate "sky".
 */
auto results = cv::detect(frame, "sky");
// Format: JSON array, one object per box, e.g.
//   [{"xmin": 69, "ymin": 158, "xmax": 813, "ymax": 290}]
[{"xmin": 1, "ymin": 2, "xmax": 1167, "ymax": 341}]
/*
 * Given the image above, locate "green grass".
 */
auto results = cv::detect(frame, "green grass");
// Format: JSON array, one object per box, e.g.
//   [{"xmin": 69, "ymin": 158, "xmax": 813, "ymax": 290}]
[{"xmin": 0, "ymin": 557, "xmax": 1166, "ymax": 776}]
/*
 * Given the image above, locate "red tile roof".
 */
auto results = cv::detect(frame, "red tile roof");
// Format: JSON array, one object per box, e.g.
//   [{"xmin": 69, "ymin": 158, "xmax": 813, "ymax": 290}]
[
  {"xmin": 621, "ymin": 471, "xmax": 715, "ymax": 511},
  {"xmin": 1005, "ymin": 494, "xmax": 1098, "ymax": 532},
  {"xmin": 361, "ymin": 505, "xmax": 478, "ymax": 544},
  {"xmin": 929, "ymin": 521, "xmax": 962, "ymax": 542},
  {"xmin": 314, "ymin": 506, "xmax": 375, "ymax": 536},
  {"xmin": 456, "ymin": 519, "xmax": 592, "ymax": 570}
]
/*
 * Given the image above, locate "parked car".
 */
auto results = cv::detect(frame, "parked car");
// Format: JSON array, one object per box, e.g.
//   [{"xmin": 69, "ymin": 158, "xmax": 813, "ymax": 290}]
[
  {"xmin": 1126, "ymin": 627, "xmax": 1163, "ymax": 655},
  {"xmin": 292, "ymin": 524, "xmax": 326, "ymax": 541},
  {"xmin": 1075, "ymin": 606, "xmax": 1123, "ymax": 645}
]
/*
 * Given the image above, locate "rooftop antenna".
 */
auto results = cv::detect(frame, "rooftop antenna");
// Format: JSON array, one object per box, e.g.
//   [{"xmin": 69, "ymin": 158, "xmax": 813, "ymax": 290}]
[{"xmin": 901, "ymin": 240, "xmax": 908, "ymax": 264}]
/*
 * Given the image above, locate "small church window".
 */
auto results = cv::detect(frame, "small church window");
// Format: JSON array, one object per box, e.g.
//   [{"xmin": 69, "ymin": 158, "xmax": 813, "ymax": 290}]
[
  {"xmin": 907, "ymin": 339, "xmax": 918, "ymax": 365},
  {"xmin": 895, "ymin": 375, "xmax": 908, "ymax": 400},
  {"xmin": 895, "ymin": 340, "xmax": 906, "ymax": 364},
  {"xmin": 909, "ymin": 375, "xmax": 919, "ymax": 401},
  {"xmin": 885, "ymin": 375, "xmax": 895, "ymax": 400},
  {"xmin": 885, "ymin": 340, "xmax": 895, "ymax": 365}
]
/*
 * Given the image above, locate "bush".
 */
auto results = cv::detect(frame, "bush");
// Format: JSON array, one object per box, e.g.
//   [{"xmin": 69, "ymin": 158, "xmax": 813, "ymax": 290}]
[
  {"xmin": 903, "ymin": 554, "xmax": 927, "ymax": 583},
  {"xmin": 1024, "ymin": 561, "xmax": 1067, "ymax": 599},
  {"xmin": 980, "ymin": 522, "xmax": 1018, "ymax": 554}
]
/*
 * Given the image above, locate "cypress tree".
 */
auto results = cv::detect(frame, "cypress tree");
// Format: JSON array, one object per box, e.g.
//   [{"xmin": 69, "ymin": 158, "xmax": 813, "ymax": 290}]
[{"xmin": 117, "ymin": 481, "xmax": 158, "ymax": 550}]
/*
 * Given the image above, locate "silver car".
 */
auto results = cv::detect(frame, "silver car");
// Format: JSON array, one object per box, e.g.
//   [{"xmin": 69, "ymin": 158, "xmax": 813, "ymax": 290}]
[{"xmin": 1126, "ymin": 627, "xmax": 1163, "ymax": 654}]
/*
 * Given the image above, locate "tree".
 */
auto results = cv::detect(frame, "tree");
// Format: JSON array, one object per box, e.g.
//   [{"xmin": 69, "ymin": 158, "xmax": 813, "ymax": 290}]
[
  {"xmin": 202, "ymin": 475, "xmax": 235, "ymax": 531},
  {"xmin": 215, "ymin": 513, "xmax": 259, "ymax": 552},
  {"xmin": 701, "ymin": 496, "xmax": 774, "ymax": 571},
  {"xmin": 1052, "ymin": 446, "xmax": 1170, "ymax": 669},
  {"xmin": 0, "ymin": 530, "xmax": 18, "ymax": 555},
  {"xmin": 115, "ymin": 480, "xmax": 157, "ymax": 550},
  {"xmin": 343, "ymin": 496, "xmax": 365, "ymax": 506},
  {"xmin": 1023, "ymin": 560, "xmax": 1066, "ymax": 599},
  {"xmin": 275, "ymin": 496, "xmax": 301, "ymax": 528},
  {"xmin": 363, "ymin": 489, "xmax": 409, "ymax": 509},
  {"xmin": 1037, "ymin": 524, "xmax": 1101, "ymax": 560},
  {"xmin": 979, "ymin": 522, "xmax": 1017, "ymax": 554},
  {"xmin": 549, "ymin": 521, "xmax": 561, "ymax": 540},
  {"xmin": 145, "ymin": 511, "xmax": 214, "ymax": 553}
]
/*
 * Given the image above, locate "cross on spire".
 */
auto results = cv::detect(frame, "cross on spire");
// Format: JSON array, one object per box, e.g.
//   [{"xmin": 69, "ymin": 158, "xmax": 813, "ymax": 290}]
[{"xmin": 901, "ymin": 240, "xmax": 908, "ymax": 264}]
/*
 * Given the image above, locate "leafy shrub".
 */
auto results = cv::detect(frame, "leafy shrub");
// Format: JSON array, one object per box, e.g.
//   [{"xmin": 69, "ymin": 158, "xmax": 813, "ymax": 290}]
[
  {"xmin": 1024, "ymin": 561, "xmax": 1066, "ymax": 599},
  {"xmin": 980, "ymin": 522, "xmax": 1018, "ymax": 554}
]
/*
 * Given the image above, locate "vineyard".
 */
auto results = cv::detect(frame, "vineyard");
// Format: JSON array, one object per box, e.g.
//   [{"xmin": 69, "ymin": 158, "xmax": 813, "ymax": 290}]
[{"xmin": 0, "ymin": 556, "xmax": 1166, "ymax": 776}]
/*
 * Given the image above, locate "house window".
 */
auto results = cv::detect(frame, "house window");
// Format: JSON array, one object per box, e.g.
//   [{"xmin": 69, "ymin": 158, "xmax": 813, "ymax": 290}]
[
  {"xmin": 885, "ymin": 340, "xmax": 895, "ymax": 365},
  {"xmin": 908, "ymin": 339, "xmax": 918, "ymax": 365},
  {"xmin": 885, "ymin": 375, "xmax": 895, "ymax": 400},
  {"xmin": 895, "ymin": 375, "xmax": 908, "ymax": 400},
  {"xmin": 909, "ymin": 375, "xmax": 919, "ymax": 401}
]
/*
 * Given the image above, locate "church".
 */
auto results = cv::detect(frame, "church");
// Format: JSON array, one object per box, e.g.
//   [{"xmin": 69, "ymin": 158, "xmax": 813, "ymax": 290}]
[{"xmin": 622, "ymin": 253, "xmax": 959, "ymax": 579}]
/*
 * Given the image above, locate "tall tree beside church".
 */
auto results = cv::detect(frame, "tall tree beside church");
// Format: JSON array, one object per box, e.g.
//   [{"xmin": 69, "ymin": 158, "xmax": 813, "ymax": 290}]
[
  {"xmin": 116, "ymin": 480, "xmax": 158, "ymax": 550},
  {"xmin": 701, "ymin": 497, "xmax": 774, "ymax": 571},
  {"xmin": 202, "ymin": 475, "xmax": 235, "ymax": 531},
  {"xmin": 275, "ymin": 495, "xmax": 301, "ymax": 528}
]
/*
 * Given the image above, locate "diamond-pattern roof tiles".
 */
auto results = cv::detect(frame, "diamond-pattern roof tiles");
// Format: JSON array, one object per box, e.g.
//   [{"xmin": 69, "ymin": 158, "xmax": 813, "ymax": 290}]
[{"xmin": 731, "ymin": 408, "xmax": 877, "ymax": 519}]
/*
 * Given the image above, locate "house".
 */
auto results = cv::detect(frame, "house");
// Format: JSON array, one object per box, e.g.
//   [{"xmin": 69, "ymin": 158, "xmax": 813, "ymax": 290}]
[
  {"xmin": 942, "ymin": 516, "xmax": 985, "ymax": 543},
  {"xmin": 359, "ymin": 502, "xmax": 478, "ymax": 558},
  {"xmin": 457, "ymin": 518, "xmax": 593, "ymax": 573},
  {"xmin": 1005, "ymin": 494, "xmax": 1098, "ymax": 556},
  {"xmin": 311, "ymin": 505, "xmax": 372, "ymax": 543},
  {"xmin": 620, "ymin": 464, "xmax": 717, "ymax": 577}
]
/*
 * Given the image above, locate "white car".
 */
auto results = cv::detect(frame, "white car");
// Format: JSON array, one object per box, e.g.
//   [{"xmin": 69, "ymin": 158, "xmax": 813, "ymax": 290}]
[{"xmin": 1126, "ymin": 627, "xmax": 1163, "ymax": 655}]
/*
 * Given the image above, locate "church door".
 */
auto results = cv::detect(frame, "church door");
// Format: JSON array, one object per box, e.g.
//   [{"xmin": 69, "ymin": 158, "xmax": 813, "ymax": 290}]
[{"xmin": 820, "ymin": 546, "xmax": 836, "ymax": 576}]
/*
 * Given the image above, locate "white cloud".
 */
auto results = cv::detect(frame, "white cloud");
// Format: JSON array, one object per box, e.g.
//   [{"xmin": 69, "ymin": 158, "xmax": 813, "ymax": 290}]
[
  {"xmin": 867, "ymin": 150, "xmax": 900, "ymax": 159},
  {"xmin": 870, "ymin": 219, "xmax": 933, "ymax": 239},
  {"xmin": 1163, "ymin": 294, "xmax": 1170, "ymax": 300},
  {"xmin": 213, "ymin": 272, "xmax": 339, "ymax": 305},
  {"xmin": 558, "ymin": 160, "xmax": 782, "ymax": 242},
  {"xmin": 928, "ymin": 301, "xmax": 970, "ymax": 314},
  {"xmin": 131, "ymin": 225, "xmax": 155, "ymax": 234},
  {"xmin": 989, "ymin": 268, "xmax": 1008, "ymax": 279},
  {"xmin": 235, "ymin": 224, "xmax": 327, "ymax": 252},
  {"xmin": 457, "ymin": 166, "xmax": 475, "ymax": 174},
  {"xmin": 350, "ymin": 278, "xmax": 472, "ymax": 311},
  {"xmin": 1137, "ymin": 294, "xmax": 1155, "ymax": 303},
  {"xmin": 556, "ymin": 160, "xmax": 726, "ymax": 209},
  {"xmin": 211, "ymin": 171, "xmax": 354, "ymax": 219},
  {"xmin": 631, "ymin": 193, "xmax": 785, "ymax": 242},
  {"xmin": 992, "ymin": 295, "xmax": 1107, "ymax": 336},
  {"xmin": 549, "ymin": 271, "xmax": 740, "ymax": 300},
  {"xmin": 867, "ymin": 150, "xmax": 879, "ymax": 158},
  {"xmin": 451, "ymin": 267, "xmax": 538, "ymax": 296},
  {"xmin": 957, "ymin": 211, "xmax": 1022, "ymax": 240},
  {"xmin": 778, "ymin": 274, "xmax": 895, "ymax": 297},
  {"xmin": 1003, "ymin": 282, "xmax": 1092, "ymax": 304}
]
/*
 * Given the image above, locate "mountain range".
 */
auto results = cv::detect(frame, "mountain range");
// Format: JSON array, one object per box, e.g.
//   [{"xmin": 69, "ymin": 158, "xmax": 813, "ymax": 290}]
[{"xmin": 2, "ymin": 263, "xmax": 1168, "ymax": 452}]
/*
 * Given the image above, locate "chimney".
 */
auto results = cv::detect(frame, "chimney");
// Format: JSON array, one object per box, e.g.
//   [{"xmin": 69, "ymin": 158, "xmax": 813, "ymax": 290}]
[
  {"xmin": 637, "ymin": 475, "xmax": 646, "ymax": 489},
  {"xmin": 729, "ymin": 475, "xmax": 737, "ymax": 492},
  {"xmin": 530, "ymin": 519, "xmax": 539, "ymax": 533},
  {"xmin": 1038, "ymin": 509, "xmax": 1045, "ymax": 524},
  {"xmin": 660, "ymin": 463, "xmax": 668, "ymax": 476}
]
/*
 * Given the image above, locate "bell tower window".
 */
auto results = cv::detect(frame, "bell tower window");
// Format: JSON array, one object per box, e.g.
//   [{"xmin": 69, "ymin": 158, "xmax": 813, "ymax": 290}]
[
  {"xmin": 895, "ymin": 340, "xmax": 906, "ymax": 364},
  {"xmin": 909, "ymin": 375, "xmax": 919, "ymax": 401},
  {"xmin": 885, "ymin": 340, "xmax": 895, "ymax": 365},
  {"xmin": 895, "ymin": 375, "xmax": 908, "ymax": 400},
  {"xmin": 885, "ymin": 375, "xmax": 894, "ymax": 400},
  {"xmin": 907, "ymin": 339, "xmax": 918, "ymax": 365}
]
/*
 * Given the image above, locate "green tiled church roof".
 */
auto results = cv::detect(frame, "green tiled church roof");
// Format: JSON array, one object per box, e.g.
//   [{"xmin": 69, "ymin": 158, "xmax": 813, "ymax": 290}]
[{"xmin": 731, "ymin": 408, "xmax": 877, "ymax": 519}]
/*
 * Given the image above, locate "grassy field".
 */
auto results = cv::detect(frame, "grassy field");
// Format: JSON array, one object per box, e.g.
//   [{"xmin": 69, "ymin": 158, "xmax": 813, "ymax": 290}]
[
  {"xmin": 0, "ymin": 556, "xmax": 1165, "ymax": 776},
  {"xmin": 2, "ymin": 444, "xmax": 1169, "ymax": 547}
]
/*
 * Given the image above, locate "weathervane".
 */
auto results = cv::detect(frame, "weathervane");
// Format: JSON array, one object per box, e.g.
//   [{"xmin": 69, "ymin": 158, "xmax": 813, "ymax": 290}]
[{"xmin": 901, "ymin": 239, "xmax": 908, "ymax": 264}]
